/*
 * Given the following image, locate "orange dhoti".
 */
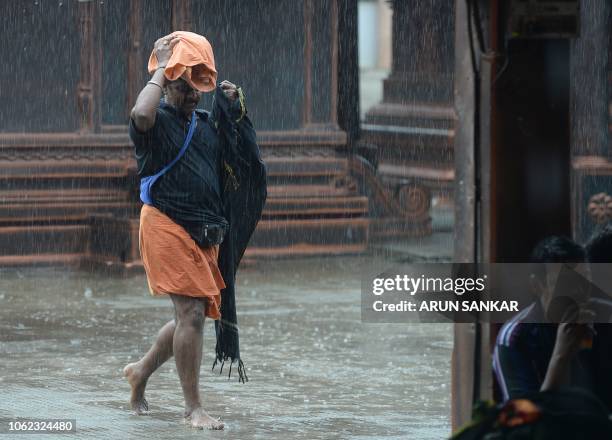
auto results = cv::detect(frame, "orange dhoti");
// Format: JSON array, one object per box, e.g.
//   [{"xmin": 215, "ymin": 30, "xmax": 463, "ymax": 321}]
[{"xmin": 139, "ymin": 204, "xmax": 225, "ymax": 320}]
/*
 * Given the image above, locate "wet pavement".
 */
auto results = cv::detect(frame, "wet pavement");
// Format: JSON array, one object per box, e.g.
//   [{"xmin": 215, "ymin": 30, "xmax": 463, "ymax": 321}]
[{"xmin": 0, "ymin": 255, "xmax": 452, "ymax": 439}]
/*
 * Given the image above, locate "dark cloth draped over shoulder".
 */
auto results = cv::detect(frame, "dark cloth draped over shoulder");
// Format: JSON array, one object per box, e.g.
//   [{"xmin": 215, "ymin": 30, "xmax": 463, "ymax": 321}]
[{"xmin": 211, "ymin": 87, "xmax": 267, "ymax": 382}]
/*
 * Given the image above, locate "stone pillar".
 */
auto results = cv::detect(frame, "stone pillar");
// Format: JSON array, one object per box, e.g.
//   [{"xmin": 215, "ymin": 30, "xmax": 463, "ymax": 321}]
[
  {"xmin": 377, "ymin": 0, "xmax": 392, "ymax": 70},
  {"xmin": 365, "ymin": 0, "xmax": 455, "ymax": 125},
  {"xmin": 384, "ymin": 0, "xmax": 454, "ymax": 105},
  {"xmin": 362, "ymin": 0, "xmax": 457, "ymax": 237}
]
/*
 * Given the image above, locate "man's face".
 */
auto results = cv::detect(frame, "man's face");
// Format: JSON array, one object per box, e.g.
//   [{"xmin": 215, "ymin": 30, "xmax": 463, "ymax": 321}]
[{"xmin": 165, "ymin": 79, "xmax": 201, "ymax": 116}]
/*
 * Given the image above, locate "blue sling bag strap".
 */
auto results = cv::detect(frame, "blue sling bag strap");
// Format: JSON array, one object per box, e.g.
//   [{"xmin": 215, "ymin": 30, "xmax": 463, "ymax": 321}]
[{"xmin": 140, "ymin": 111, "xmax": 197, "ymax": 205}]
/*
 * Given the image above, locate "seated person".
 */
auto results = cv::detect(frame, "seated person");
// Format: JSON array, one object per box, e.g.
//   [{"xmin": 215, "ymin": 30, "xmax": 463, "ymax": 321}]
[
  {"xmin": 586, "ymin": 223, "xmax": 612, "ymax": 411},
  {"xmin": 493, "ymin": 236, "xmax": 595, "ymax": 401}
]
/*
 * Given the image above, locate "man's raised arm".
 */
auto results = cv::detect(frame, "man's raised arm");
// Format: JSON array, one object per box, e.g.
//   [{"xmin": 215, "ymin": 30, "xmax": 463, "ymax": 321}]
[{"xmin": 130, "ymin": 36, "xmax": 178, "ymax": 132}]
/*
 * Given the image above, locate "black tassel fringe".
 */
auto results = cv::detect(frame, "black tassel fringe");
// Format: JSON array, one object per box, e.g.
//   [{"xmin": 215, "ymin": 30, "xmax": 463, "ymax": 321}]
[{"xmin": 211, "ymin": 356, "xmax": 248, "ymax": 384}]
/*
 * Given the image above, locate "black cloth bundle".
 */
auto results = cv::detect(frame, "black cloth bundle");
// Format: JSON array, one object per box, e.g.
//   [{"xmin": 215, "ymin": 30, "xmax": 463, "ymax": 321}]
[{"xmin": 210, "ymin": 86, "xmax": 267, "ymax": 382}]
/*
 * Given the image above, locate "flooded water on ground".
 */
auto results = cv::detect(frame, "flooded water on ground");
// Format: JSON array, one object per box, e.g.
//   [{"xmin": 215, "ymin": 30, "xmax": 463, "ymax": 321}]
[{"xmin": 0, "ymin": 256, "xmax": 452, "ymax": 439}]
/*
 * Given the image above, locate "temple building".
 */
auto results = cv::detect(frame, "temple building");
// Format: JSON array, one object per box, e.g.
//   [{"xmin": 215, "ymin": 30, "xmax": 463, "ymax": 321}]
[
  {"xmin": 0, "ymin": 0, "xmax": 611, "ymax": 431},
  {"xmin": 0, "ymin": 0, "xmax": 435, "ymax": 268}
]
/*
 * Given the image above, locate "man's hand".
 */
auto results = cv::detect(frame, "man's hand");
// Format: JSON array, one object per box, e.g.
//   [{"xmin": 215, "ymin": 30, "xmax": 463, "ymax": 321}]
[
  {"xmin": 541, "ymin": 322, "xmax": 593, "ymax": 392},
  {"xmin": 131, "ymin": 36, "xmax": 178, "ymax": 131},
  {"xmin": 554, "ymin": 305, "xmax": 596, "ymax": 358},
  {"xmin": 553, "ymin": 322, "xmax": 594, "ymax": 359},
  {"xmin": 220, "ymin": 80, "xmax": 239, "ymax": 102},
  {"xmin": 154, "ymin": 35, "xmax": 180, "ymax": 68}
]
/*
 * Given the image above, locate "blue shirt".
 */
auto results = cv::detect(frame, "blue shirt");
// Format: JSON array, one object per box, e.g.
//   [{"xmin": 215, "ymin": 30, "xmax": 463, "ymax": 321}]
[{"xmin": 493, "ymin": 301, "xmax": 594, "ymax": 401}]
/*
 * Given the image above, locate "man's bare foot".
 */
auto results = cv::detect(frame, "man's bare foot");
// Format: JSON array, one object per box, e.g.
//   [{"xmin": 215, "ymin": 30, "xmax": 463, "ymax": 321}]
[
  {"xmin": 185, "ymin": 407, "xmax": 224, "ymax": 430},
  {"xmin": 123, "ymin": 362, "xmax": 149, "ymax": 415}
]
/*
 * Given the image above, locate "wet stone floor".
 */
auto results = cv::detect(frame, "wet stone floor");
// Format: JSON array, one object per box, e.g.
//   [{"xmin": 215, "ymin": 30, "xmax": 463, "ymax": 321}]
[{"xmin": 0, "ymin": 256, "xmax": 452, "ymax": 439}]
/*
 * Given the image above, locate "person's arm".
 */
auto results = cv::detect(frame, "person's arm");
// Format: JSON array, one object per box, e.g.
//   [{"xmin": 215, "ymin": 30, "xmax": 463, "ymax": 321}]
[
  {"xmin": 215, "ymin": 82, "xmax": 262, "ymax": 165},
  {"xmin": 541, "ymin": 322, "xmax": 592, "ymax": 391},
  {"xmin": 130, "ymin": 36, "xmax": 179, "ymax": 132}
]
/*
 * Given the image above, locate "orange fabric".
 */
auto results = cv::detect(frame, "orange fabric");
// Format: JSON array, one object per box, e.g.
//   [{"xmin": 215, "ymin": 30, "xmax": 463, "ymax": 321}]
[
  {"xmin": 148, "ymin": 31, "xmax": 217, "ymax": 92},
  {"xmin": 139, "ymin": 204, "xmax": 225, "ymax": 320},
  {"xmin": 497, "ymin": 399, "xmax": 541, "ymax": 428}
]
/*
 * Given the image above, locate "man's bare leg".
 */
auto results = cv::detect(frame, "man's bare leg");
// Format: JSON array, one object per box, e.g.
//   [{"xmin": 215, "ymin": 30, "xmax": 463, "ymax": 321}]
[
  {"xmin": 123, "ymin": 319, "xmax": 175, "ymax": 414},
  {"xmin": 171, "ymin": 294, "xmax": 223, "ymax": 430}
]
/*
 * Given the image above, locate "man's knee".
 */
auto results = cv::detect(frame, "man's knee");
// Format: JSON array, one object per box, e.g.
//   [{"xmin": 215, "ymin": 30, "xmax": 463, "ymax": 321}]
[{"xmin": 172, "ymin": 295, "xmax": 205, "ymax": 329}]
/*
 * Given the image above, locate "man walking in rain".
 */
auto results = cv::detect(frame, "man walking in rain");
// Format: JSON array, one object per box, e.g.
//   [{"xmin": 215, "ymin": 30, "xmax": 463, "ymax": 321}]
[{"xmin": 123, "ymin": 31, "xmax": 266, "ymax": 430}]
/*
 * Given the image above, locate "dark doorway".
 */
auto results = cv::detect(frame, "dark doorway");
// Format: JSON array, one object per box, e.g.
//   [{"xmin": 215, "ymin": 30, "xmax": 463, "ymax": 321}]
[{"xmin": 494, "ymin": 39, "xmax": 571, "ymax": 261}]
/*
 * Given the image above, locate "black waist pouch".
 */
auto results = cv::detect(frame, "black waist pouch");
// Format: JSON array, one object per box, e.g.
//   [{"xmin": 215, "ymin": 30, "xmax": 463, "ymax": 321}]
[
  {"xmin": 182, "ymin": 222, "xmax": 227, "ymax": 247},
  {"xmin": 171, "ymin": 213, "xmax": 229, "ymax": 247}
]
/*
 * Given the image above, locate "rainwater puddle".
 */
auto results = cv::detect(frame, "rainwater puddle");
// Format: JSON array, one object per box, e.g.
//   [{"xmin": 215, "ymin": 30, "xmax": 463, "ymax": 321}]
[{"xmin": 0, "ymin": 256, "xmax": 451, "ymax": 439}]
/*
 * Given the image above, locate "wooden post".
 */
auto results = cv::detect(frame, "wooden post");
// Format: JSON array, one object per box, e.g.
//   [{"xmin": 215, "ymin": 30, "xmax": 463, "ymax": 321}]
[
  {"xmin": 330, "ymin": 0, "xmax": 339, "ymax": 126},
  {"xmin": 302, "ymin": 0, "xmax": 340, "ymax": 129},
  {"xmin": 303, "ymin": 0, "xmax": 313, "ymax": 126},
  {"xmin": 337, "ymin": 0, "xmax": 360, "ymax": 148},
  {"xmin": 126, "ymin": 0, "xmax": 144, "ymax": 119},
  {"xmin": 172, "ymin": 0, "xmax": 192, "ymax": 31},
  {"xmin": 77, "ymin": 0, "xmax": 101, "ymax": 133},
  {"xmin": 452, "ymin": 0, "xmax": 476, "ymax": 431}
]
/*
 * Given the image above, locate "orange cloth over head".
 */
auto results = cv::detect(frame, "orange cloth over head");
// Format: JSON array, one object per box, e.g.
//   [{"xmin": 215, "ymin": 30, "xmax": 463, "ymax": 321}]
[{"xmin": 148, "ymin": 31, "xmax": 217, "ymax": 92}]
